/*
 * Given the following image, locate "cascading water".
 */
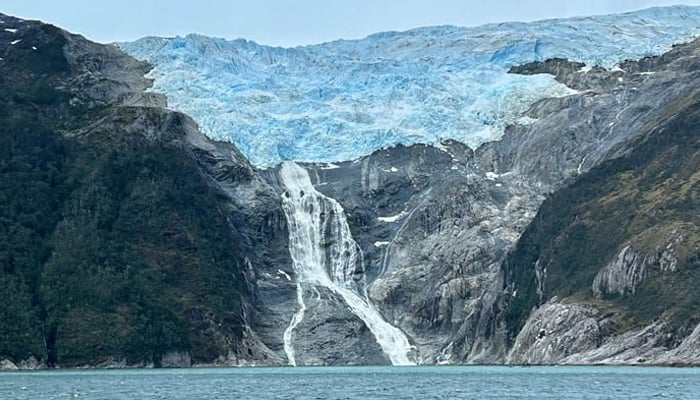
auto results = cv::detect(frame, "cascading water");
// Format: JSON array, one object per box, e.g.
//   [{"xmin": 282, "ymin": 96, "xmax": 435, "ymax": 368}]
[{"xmin": 279, "ymin": 161, "xmax": 416, "ymax": 366}]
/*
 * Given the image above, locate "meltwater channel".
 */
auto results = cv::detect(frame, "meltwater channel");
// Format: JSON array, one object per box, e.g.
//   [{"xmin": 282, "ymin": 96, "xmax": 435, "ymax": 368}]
[
  {"xmin": 2, "ymin": 366, "xmax": 699, "ymax": 399},
  {"xmin": 279, "ymin": 162, "xmax": 415, "ymax": 366}
]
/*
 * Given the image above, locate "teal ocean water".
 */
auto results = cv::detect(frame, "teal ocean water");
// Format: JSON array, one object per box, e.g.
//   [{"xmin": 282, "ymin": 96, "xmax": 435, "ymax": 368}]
[{"xmin": 0, "ymin": 366, "xmax": 698, "ymax": 399}]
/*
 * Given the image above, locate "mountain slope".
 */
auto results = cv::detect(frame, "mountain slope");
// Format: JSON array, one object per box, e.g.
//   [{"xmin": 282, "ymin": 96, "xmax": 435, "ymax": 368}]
[
  {"xmin": 0, "ymin": 13, "xmax": 283, "ymax": 367},
  {"xmin": 502, "ymin": 86, "xmax": 700, "ymax": 365}
]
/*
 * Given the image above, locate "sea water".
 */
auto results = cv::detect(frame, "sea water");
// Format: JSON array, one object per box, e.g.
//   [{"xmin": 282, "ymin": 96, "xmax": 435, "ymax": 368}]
[{"xmin": 0, "ymin": 366, "xmax": 698, "ymax": 399}]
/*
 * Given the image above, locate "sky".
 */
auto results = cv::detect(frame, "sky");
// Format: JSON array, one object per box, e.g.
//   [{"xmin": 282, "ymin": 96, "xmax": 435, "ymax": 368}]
[{"xmin": 3, "ymin": 1, "xmax": 700, "ymax": 47}]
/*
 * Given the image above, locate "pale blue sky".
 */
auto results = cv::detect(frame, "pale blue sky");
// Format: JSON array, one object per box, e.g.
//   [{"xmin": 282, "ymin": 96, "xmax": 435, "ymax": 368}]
[{"xmin": 3, "ymin": 1, "xmax": 700, "ymax": 47}]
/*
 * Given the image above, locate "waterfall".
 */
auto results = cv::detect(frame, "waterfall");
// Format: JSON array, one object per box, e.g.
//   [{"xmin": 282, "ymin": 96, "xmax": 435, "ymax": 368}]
[
  {"xmin": 282, "ymin": 283, "xmax": 306, "ymax": 367},
  {"xmin": 279, "ymin": 161, "xmax": 416, "ymax": 366}
]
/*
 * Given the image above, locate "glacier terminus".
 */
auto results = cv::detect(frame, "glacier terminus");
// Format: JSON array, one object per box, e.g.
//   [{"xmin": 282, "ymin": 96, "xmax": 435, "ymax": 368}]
[{"xmin": 119, "ymin": 6, "xmax": 700, "ymax": 168}]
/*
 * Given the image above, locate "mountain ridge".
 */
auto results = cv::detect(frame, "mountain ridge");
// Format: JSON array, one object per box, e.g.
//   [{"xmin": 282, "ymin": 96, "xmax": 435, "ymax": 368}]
[{"xmin": 127, "ymin": 5, "xmax": 699, "ymax": 50}]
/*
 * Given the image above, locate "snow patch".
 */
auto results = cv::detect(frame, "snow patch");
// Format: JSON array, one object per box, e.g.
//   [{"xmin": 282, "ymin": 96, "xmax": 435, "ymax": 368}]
[
  {"xmin": 10, "ymin": 39, "xmax": 21, "ymax": 45},
  {"xmin": 485, "ymin": 172, "xmax": 500, "ymax": 181},
  {"xmin": 517, "ymin": 116, "xmax": 539, "ymax": 125},
  {"xmin": 32, "ymin": 46, "xmax": 37, "ymax": 51},
  {"xmin": 319, "ymin": 163, "xmax": 340, "ymax": 170},
  {"xmin": 577, "ymin": 155, "xmax": 588, "ymax": 175},
  {"xmin": 374, "ymin": 241, "xmax": 390, "ymax": 248},
  {"xmin": 378, "ymin": 211, "xmax": 408, "ymax": 223},
  {"xmin": 277, "ymin": 269, "xmax": 292, "ymax": 281},
  {"xmin": 4, "ymin": 28, "xmax": 17, "ymax": 33},
  {"xmin": 611, "ymin": 65, "xmax": 625, "ymax": 73}
]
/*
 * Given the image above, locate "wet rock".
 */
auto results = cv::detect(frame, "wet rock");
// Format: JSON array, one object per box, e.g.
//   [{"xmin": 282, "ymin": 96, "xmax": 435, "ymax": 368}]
[
  {"xmin": 0, "ymin": 359, "xmax": 18, "ymax": 371},
  {"xmin": 160, "ymin": 352, "xmax": 192, "ymax": 368},
  {"xmin": 593, "ymin": 245, "xmax": 646, "ymax": 297},
  {"xmin": 508, "ymin": 300, "xmax": 611, "ymax": 364}
]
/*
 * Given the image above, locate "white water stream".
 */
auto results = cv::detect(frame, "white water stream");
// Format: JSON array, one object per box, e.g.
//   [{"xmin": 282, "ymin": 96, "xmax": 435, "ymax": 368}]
[{"xmin": 279, "ymin": 161, "xmax": 415, "ymax": 366}]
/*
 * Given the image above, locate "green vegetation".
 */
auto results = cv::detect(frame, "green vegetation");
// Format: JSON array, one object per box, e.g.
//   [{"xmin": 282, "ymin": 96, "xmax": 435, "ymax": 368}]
[
  {"xmin": 502, "ymin": 99, "xmax": 700, "ymax": 341},
  {"xmin": 0, "ymin": 23, "xmax": 246, "ymax": 366}
]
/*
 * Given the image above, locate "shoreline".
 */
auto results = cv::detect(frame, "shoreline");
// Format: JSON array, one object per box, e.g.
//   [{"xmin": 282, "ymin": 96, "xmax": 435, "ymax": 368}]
[{"xmin": 2, "ymin": 360, "xmax": 698, "ymax": 372}]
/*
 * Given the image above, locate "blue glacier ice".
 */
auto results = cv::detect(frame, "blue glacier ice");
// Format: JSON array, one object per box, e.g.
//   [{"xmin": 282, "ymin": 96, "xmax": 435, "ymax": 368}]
[{"xmin": 119, "ymin": 6, "xmax": 700, "ymax": 168}]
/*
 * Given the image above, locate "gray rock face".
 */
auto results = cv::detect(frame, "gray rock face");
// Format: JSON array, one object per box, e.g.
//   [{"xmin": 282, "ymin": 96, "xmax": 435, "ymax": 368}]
[
  {"xmin": 563, "ymin": 321, "xmax": 671, "ymax": 365},
  {"xmin": 592, "ymin": 245, "xmax": 647, "ymax": 297},
  {"xmin": 660, "ymin": 322, "xmax": 700, "ymax": 364},
  {"xmin": 160, "ymin": 352, "xmax": 192, "ymax": 368},
  {"xmin": 178, "ymin": 120, "xmax": 294, "ymax": 366},
  {"xmin": 591, "ymin": 229, "xmax": 687, "ymax": 298},
  {"xmin": 285, "ymin": 286, "xmax": 389, "ymax": 366},
  {"xmin": 305, "ymin": 143, "xmax": 534, "ymax": 364},
  {"xmin": 506, "ymin": 299, "xmax": 700, "ymax": 366},
  {"xmin": 61, "ymin": 31, "xmax": 167, "ymax": 108},
  {"xmin": 491, "ymin": 39, "xmax": 700, "ymax": 188},
  {"xmin": 0, "ymin": 359, "xmax": 18, "ymax": 371},
  {"xmin": 507, "ymin": 300, "xmax": 611, "ymax": 364},
  {"xmin": 1, "ymin": 356, "xmax": 46, "ymax": 370}
]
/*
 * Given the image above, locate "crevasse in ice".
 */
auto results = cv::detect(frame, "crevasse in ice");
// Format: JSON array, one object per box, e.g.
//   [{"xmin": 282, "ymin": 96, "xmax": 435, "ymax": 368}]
[{"xmin": 119, "ymin": 6, "xmax": 700, "ymax": 167}]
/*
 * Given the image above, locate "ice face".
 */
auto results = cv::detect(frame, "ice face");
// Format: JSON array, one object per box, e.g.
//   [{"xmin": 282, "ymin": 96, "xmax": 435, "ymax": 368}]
[{"xmin": 119, "ymin": 6, "xmax": 700, "ymax": 168}]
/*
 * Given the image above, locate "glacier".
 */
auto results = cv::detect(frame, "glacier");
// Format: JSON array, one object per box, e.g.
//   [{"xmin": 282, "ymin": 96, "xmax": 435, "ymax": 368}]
[{"xmin": 119, "ymin": 6, "xmax": 700, "ymax": 168}]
